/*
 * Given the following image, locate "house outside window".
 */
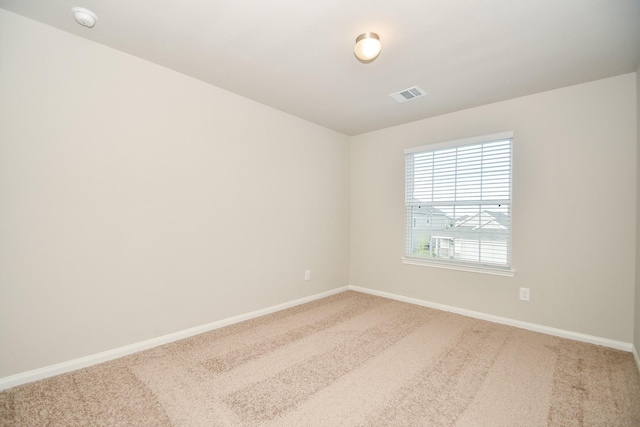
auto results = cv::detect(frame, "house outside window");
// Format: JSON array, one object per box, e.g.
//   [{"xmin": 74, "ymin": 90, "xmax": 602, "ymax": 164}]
[{"xmin": 404, "ymin": 132, "xmax": 513, "ymax": 275}]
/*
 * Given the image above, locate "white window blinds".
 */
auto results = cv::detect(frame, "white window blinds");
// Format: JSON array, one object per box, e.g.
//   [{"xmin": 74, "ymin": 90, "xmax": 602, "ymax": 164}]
[{"xmin": 405, "ymin": 133, "xmax": 513, "ymax": 270}]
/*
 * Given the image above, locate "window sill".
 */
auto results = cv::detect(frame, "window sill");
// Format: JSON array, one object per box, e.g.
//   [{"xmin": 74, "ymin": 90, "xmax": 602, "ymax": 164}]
[{"xmin": 401, "ymin": 257, "xmax": 515, "ymax": 277}]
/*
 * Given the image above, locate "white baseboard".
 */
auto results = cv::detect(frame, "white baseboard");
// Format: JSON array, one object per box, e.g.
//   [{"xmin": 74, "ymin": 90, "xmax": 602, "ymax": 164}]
[
  {"xmin": 349, "ymin": 285, "xmax": 634, "ymax": 352},
  {"xmin": 633, "ymin": 345, "xmax": 640, "ymax": 375},
  {"xmin": 0, "ymin": 286, "xmax": 349, "ymax": 392}
]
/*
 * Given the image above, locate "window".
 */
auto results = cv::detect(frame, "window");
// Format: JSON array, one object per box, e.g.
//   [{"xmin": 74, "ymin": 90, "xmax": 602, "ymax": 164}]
[{"xmin": 404, "ymin": 132, "xmax": 513, "ymax": 275}]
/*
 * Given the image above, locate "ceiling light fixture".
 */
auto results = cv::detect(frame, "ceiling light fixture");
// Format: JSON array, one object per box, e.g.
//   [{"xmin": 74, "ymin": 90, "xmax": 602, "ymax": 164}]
[
  {"xmin": 72, "ymin": 7, "xmax": 98, "ymax": 28},
  {"xmin": 354, "ymin": 32, "xmax": 381, "ymax": 62}
]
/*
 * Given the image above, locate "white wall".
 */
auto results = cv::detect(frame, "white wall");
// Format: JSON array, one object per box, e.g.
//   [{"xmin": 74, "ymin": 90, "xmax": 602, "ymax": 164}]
[
  {"xmin": 0, "ymin": 10, "xmax": 351, "ymax": 378},
  {"xmin": 351, "ymin": 74, "xmax": 637, "ymax": 343},
  {"xmin": 635, "ymin": 64, "xmax": 640, "ymax": 357}
]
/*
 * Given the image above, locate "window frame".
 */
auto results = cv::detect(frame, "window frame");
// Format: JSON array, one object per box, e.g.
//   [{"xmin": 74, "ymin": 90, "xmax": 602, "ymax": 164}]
[{"xmin": 402, "ymin": 131, "xmax": 515, "ymax": 277}]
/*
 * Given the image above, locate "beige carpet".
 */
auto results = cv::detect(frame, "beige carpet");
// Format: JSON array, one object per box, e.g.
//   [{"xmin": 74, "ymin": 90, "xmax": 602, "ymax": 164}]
[{"xmin": 1, "ymin": 291, "xmax": 639, "ymax": 426}]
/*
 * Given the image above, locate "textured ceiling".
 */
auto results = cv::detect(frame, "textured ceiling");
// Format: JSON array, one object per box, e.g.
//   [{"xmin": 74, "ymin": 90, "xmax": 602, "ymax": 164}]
[{"xmin": 1, "ymin": 0, "xmax": 639, "ymax": 135}]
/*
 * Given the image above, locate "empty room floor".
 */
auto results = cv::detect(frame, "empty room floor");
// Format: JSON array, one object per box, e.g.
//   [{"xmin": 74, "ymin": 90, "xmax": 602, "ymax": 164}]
[{"xmin": 1, "ymin": 291, "xmax": 639, "ymax": 426}]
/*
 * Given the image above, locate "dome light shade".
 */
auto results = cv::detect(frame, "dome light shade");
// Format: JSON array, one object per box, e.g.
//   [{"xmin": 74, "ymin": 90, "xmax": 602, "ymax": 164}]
[
  {"xmin": 72, "ymin": 7, "xmax": 98, "ymax": 28},
  {"xmin": 354, "ymin": 32, "xmax": 381, "ymax": 62}
]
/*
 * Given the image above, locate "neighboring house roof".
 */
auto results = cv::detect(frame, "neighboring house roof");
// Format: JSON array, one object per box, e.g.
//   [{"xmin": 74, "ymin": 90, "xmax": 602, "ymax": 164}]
[
  {"xmin": 483, "ymin": 210, "xmax": 510, "ymax": 229},
  {"xmin": 453, "ymin": 211, "xmax": 508, "ymax": 231},
  {"xmin": 410, "ymin": 206, "xmax": 509, "ymax": 241},
  {"xmin": 425, "ymin": 210, "xmax": 509, "ymax": 242}
]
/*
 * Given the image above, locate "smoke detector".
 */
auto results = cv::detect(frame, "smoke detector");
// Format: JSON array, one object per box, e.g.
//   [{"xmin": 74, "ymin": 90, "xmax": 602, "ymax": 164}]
[
  {"xmin": 389, "ymin": 86, "xmax": 426, "ymax": 103},
  {"xmin": 72, "ymin": 7, "xmax": 98, "ymax": 28}
]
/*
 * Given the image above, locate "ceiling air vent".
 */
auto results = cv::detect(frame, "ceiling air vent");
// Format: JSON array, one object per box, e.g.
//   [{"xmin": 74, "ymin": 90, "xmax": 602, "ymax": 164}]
[{"xmin": 389, "ymin": 86, "xmax": 426, "ymax": 103}]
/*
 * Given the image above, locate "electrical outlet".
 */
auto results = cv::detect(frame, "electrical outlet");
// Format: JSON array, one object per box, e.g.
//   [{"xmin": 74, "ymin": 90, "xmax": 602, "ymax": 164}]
[
  {"xmin": 519, "ymin": 287, "xmax": 530, "ymax": 301},
  {"xmin": 304, "ymin": 270, "xmax": 311, "ymax": 281}
]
